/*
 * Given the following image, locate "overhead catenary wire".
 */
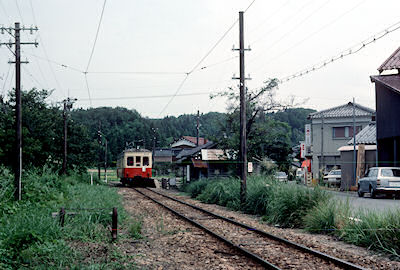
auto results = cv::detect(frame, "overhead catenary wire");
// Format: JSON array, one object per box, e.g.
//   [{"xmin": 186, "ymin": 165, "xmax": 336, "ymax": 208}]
[
  {"xmin": 85, "ymin": 0, "xmax": 107, "ymax": 73},
  {"xmin": 158, "ymin": 0, "xmax": 257, "ymax": 117},
  {"xmin": 279, "ymin": 19, "xmax": 400, "ymax": 83},
  {"xmin": 84, "ymin": 0, "xmax": 107, "ymax": 107}
]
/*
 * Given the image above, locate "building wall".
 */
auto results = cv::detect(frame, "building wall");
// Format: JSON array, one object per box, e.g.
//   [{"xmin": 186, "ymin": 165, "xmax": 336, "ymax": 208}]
[
  {"xmin": 311, "ymin": 116, "xmax": 371, "ymax": 178},
  {"xmin": 340, "ymin": 149, "xmax": 376, "ymax": 190},
  {"xmin": 376, "ymin": 84, "xmax": 400, "ymax": 166}
]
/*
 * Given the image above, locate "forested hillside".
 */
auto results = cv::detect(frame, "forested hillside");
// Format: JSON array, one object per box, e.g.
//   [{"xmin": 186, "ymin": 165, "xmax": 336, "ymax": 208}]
[{"xmin": 0, "ymin": 89, "xmax": 314, "ymax": 169}]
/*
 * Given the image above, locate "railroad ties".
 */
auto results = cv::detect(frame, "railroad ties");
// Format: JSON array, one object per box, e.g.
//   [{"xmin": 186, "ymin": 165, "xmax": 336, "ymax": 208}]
[{"xmin": 133, "ymin": 187, "xmax": 366, "ymax": 270}]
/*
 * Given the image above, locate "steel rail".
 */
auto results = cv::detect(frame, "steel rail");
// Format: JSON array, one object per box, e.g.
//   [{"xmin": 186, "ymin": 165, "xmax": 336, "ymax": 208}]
[
  {"xmin": 133, "ymin": 188, "xmax": 280, "ymax": 270},
  {"xmin": 145, "ymin": 187, "xmax": 366, "ymax": 270}
]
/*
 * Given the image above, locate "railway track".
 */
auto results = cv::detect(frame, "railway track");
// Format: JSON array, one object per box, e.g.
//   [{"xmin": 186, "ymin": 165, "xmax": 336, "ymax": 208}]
[{"xmin": 133, "ymin": 187, "xmax": 366, "ymax": 270}]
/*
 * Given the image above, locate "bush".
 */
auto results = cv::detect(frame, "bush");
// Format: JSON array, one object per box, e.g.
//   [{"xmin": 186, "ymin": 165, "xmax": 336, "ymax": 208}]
[
  {"xmin": 341, "ymin": 210, "xmax": 400, "ymax": 258},
  {"xmin": 263, "ymin": 183, "xmax": 329, "ymax": 228},
  {"xmin": 0, "ymin": 168, "xmax": 127, "ymax": 269},
  {"xmin": 184, "ymin": 180, "xmax": 209, "ymax": 198},
  {"xmin": 304, "ymin": 200, "xmax": 350, "ymax": 234}
]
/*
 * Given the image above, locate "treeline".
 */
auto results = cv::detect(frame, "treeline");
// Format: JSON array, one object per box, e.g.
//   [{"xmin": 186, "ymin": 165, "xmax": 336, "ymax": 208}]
[{"xmin": 0, "ymin": 89, "xmax": 314, "ymax": 171}]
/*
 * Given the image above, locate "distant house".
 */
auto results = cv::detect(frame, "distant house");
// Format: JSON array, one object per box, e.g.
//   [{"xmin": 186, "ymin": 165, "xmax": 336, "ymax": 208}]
[
  {"xmin": 308, "ymin": 103, "xmax": 375, "ymax": 178},
  {"xmin": 338, "ymin": 122, "xmax": 377, "ymax": 190},
  {"xmin": 370, "ymin": 46, "xmax": 400, "ymax": 167},
  {"xmin": 171, "ymin": 136, "xmax": 208, "ymax": 149}
]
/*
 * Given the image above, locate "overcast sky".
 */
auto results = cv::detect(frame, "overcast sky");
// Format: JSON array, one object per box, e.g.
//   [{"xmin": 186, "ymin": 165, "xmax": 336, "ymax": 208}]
[{"xmin": 1, "ymin": 0, "xmax": 400, "ymax": 118}]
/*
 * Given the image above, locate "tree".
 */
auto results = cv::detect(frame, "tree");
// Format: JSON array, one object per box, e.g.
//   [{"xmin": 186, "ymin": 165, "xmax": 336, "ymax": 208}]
[{"xmin": 211, "ymin": 78, "xmax": 294, "ymax": 171}]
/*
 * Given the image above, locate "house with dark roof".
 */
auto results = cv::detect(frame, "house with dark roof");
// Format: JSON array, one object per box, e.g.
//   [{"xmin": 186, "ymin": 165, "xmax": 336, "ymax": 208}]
[
  {"xmin": 370, "ymin": 46, "xmax": 400, "ymax": 167},
  {"xmin": 171, "ymin": 136, "xmax": 208, "ymax": 149},
  {"xmin": 308, "ymin": 102, "xmax": 375, "ymax": 179}
]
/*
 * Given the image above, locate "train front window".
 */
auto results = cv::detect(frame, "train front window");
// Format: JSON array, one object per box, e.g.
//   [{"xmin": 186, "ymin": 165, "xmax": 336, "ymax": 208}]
[
  {"xmin": 127, "ymin": 157, "xmax": 134, "ymax": 166},
  {"xmin": 135, "ymin": 156, "xmax": 141, "ymax": 167},
  {"xmin": 143, "ymin": 156, "xmax": 149, "ymax": 166}
]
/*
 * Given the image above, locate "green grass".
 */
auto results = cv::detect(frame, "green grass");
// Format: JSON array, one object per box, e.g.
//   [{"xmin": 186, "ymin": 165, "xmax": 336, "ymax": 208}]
[
  {"xmin": 184, "ymin": 176, "xmax": 329, "ymax": 228},
  {"xmin": 0, "ymin": 166, "xmax": 139, "ymax": 269}
]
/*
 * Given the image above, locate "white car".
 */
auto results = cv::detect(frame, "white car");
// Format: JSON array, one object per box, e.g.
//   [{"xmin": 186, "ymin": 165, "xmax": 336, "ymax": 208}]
[
  {"xmin": 275, "ymin": 171, "xmax": 288, "ymax": 182},
  {"xmin": 323, "ymin": 170, "xmax": 341, "ymax": 187}
]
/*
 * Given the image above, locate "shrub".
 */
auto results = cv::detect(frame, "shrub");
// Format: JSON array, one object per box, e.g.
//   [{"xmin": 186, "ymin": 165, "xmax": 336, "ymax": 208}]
[
  {"xmin": 263, "ymin": 183, "xmax": 329, "ymax": 228},
  {"xmin": 196, "ymin": 179, "xmax": 240, "ymax": 208},
  {"xmin": 303, "ymin": 200, "xmax": 350, "ymax": 234},
  {"xmin": 184, "ymin": 180, "xmax": 209, "ymax": 198},
  {"xmin": 341, "ymin": 210, "xmax": 400, "ymax": 258}
]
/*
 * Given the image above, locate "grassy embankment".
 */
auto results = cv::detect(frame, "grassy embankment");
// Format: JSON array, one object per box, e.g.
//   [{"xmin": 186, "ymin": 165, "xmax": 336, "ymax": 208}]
[
  {"xmin": 184, "ymin": 176, "xmax": 400, "ymax": 259},
  {"xmin": 0, "ymin": 167, "xmax": 140, "ymax": 269}
]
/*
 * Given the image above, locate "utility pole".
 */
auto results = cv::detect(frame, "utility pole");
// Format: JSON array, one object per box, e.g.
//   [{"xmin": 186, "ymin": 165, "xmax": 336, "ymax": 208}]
[
  {"xmin": 196, "ymin": 110, "xmax": 200, "ymax": 146},
  {"xmin": 320, "ymin": 113, "xmax": 324, "ymax": 177},
  {"xmin": 353, "ymin": 98, "xmax": 356, "ymax": 186},
  {"xmin": 233, "ymin": 12, "xmax": 251, "ymax": 206},
  {"xmin": 97, "ymin": 122, "xmax": 102, "ymax": 181},
  {"xmin": 1, "ymin": 23, "xmax": 38, "ymax": 201},
  {"xmin": 62, "ymin": 97, "xmax": 76, "ymax": 174}
]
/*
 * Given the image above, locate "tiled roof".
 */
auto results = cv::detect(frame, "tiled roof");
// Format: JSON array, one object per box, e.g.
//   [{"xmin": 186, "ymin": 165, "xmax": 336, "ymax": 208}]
[
  {"xmin": 370, "ymin": 75, "xmax": 400, "ymax": 93},
  {"xmin": 201, "ymin": 149, "xmax": 227, "ymax": 161},
  {"xmin": 378, "ymin": 46, "xmax": 400, "ymax": 73},
  {"xmin": 308, "ymin": 102, "xmax": 374, "ymax": 119},
  {"xmin": 175, "ymin": 141, "xmax": 215, "ymax": 159},
  {"xmin": 348, "ymin": 123, "xmax": 376, "ymax": 145},
  {"xmin": 182, "ymin": 136, "xmax": 208, "ymax": 145},
  {"xmin": 154, "ymin": 149, "xmax": 173, "ymax": 157}
]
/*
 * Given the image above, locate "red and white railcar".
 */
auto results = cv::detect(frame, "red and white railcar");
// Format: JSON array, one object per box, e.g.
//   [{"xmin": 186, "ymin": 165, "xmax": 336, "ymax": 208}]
[{"xmin": 117, "ymin": 148, "xmax": 155, "ymax": 187}]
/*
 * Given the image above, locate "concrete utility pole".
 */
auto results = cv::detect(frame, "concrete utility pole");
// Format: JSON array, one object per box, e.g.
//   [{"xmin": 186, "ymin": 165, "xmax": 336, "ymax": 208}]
[
  {"xmin": 233, "ymin": 12, "xmax": 251, "ymax": 205},
  {"xmin": 62, "ymin": 97, "xmax": 77, "ymax": 174},
  {"xmin": 1, "ymin": 23, "xmax": 38, "ymax": 201},
  {"xmin": 320, "ymin": 113, "xmax": 324, "ymax": 176},
  {"xmin": 196, "ymin": 110, "xmax": 200, "ymax": 146}
]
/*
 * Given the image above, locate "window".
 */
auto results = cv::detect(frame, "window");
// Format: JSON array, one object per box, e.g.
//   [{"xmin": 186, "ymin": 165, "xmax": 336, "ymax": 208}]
[
  {"xmin": 127, "ymin": 156, "xmax": 134, "ymax": 166},
  {"xmin": 368, "ymin": 169, "xmax": 378, "ymax": 177},
  {"xmin": 381, "ymin": 169, "xmax": 400, "ymax": 177},
  {"xmin": 143, "ymin": 156, "xmax": 149, "ymax": 166},
  {"xmin": 333, "ymin": 126, "xmax": 362, "ymax": 138},
  {"xmin": 135, "ymin": 156, "xmax": 141, "ymax": 167}
]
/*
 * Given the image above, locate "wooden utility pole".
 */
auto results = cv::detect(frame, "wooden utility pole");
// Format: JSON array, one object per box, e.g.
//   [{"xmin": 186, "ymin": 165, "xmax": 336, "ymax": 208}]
[
  {"xmin": 97, "ymin": 122, "xmax": 102, "ymax": 181},
  {"xmin": 233, "ymin": 12, "xmax": 251, "ymax": 205},
  {"xmin": 196, "ymin": 110, "xmax": 200, "ymax": 146},
  {"xmin": 62, "ymin": 97, "xmax": 76, "ymax": 174},
  {"xmin": 1, "ymin": 23, "xmax": 38, "ymax": 201}
]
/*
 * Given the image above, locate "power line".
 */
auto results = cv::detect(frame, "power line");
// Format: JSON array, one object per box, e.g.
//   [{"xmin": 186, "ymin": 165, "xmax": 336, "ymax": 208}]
[
  {"xmin": 85, "ymin": 0, "xmax": 107, "ymax": 73},
  {"xmin": 78, "ymin": 90, "xmax": 218, "ymax": 101},
  {"xmin": 28, "ymin": 0, "xmax": 65, "ymax": 96},
  {"xmin": 15, "ymin": 0, "xmax": 24, "ymax": 25},
  {"xmin": 158, "ymin": 1, "xmax": 256, "ymax": 117},
  {"xmin": 87, "ymin": 71, "xmax": 186, "ymax": 75},
  {"xmin": 261, "ymin": 0, "xmax": 367, "ymax": 68},
  {"xmin": 1, "ymin": 64, "xmax": 12, "ymax": 96},
  {"xmin": 84, "ymin": 74, "xmax": 92, "ymax": 107},
  {"xmin": 279, "ymin": 19, "xmax": 400, "ymax": 83}
]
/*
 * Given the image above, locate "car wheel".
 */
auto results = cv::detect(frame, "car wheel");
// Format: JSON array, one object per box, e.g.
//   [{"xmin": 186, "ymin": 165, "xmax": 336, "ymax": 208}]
[
  {"xmin": 357, "ymin": 185, "xmax": 364, "ymax": 197},
  {"xmin": 370, "ymin": 186, "xmax": 377, "ymax": 199}
]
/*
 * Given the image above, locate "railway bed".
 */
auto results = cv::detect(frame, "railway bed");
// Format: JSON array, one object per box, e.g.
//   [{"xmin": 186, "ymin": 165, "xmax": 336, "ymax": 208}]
[{"xmin": 134, "ymin": 187, "xmax": 366, "ymax": 270}]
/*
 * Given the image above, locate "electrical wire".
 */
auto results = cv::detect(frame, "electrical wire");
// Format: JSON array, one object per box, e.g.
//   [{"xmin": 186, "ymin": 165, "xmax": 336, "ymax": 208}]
[
  {"xmin": 85, "ymin": 0, "xmax": 107, "ymax": 73},
  {"xmin": 78, "ymin": 90, "xmax": 218, "ymax": 101},
  {"xmin": 28, "ymin": 0, "xmax": 65, "ymax": 96},
  {"xmin": 158, "ymin": 0, "xmax": 256, "ymax": 117},
  {"xmin": 87, "ymin": 71, "xmax": 186, "ymax": 75},
  {"xmin": 1, "ymin": 64, "xmax": 12, "ymax": 96},
  {"xmin": 248, "ymin": 0, "xmax": 291, "ymax": 34},
  {"xmin": 279, "ymin": 19, "xmax": 400, "ymax": 83},
  {"xmin": 15, "ymin": 0, "xmax": 24, "ymax": 25},
  {"xmin": 84, "ymin": 74, "xmax": 92, "ymax": 107},
  {"xmin": 262, "ymin": 0, "xmax": 368, "ymax": 68}
]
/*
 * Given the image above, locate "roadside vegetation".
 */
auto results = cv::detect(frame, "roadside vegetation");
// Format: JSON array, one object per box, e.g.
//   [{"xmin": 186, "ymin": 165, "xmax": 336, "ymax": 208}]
[
  {"xmin": 184, "ymin": 176, "xmax": 400, "ymax": 259},
  {"xmin": 0, "ymin": 166, "xmax": 138, "ymax": 269}
]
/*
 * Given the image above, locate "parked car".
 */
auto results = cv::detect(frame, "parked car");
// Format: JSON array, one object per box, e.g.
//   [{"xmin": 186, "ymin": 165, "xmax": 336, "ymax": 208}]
[
  {"xmin": 358, "ymin": 167, "xmax": 400, "ymax": 198},
  {"xmin": 295, "ymin": 168, "xmax": 304, "ymax": 181},
  {"xmin": 275, "ymin": 171, "xmax": 288, "ymax": 182},
  {"xmin": 323, "ymin": 169, "xmax": 341, "ymax": 187}
]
